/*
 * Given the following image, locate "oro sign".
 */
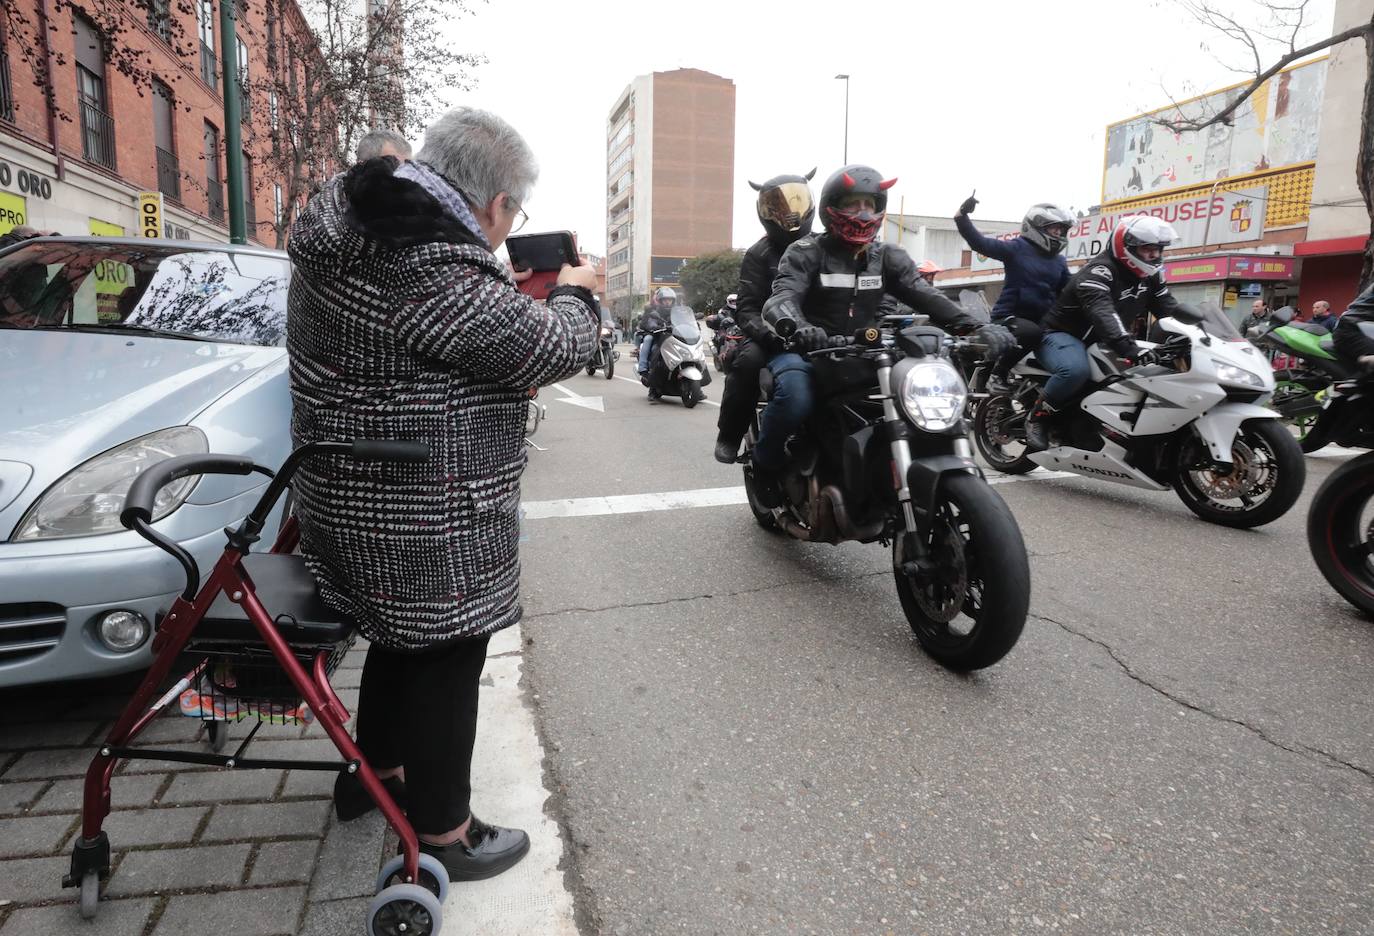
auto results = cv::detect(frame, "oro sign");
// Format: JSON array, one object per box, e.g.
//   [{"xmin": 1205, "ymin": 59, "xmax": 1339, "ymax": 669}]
[{"xmin": 137, "ymin": 192, "xmax": 163, "ymax": 239}]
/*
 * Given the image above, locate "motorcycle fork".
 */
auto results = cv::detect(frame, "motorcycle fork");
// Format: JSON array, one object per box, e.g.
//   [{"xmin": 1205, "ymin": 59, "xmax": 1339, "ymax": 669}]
[{"xmin": 875, "ymin": 355, "xmax": 920, "ymax": 536}]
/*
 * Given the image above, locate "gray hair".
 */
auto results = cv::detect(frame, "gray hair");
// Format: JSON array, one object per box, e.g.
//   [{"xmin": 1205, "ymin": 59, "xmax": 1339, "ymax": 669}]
[
  {"xmin": 416, "ymin": 107, "xmax": 537, "ymax": 209},
  {"xmin": 356, "ymin": 129, "xmax": 412, "ymax": 162}
]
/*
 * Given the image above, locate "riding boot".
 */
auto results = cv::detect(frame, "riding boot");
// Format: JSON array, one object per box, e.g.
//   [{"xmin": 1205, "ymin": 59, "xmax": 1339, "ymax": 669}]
[{"xmin": 1024, "ymin": 395, "xmax": 1058, "ymax": 452}]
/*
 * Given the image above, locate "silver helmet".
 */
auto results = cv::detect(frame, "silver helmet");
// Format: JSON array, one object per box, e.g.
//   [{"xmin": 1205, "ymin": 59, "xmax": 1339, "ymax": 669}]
[{"xmin": 1021, "ymin": 203, "xmax": 1076, "ymax": 255}]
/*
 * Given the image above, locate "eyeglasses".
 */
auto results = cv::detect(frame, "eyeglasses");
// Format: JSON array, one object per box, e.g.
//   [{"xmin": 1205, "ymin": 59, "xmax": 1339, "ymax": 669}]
[{"xmin": 506, "ymin": 196, "xmax": 528, "ymax": 234}]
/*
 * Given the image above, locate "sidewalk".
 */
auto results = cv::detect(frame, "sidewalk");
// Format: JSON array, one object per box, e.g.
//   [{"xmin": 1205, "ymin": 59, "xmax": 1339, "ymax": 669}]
[{"xmin": 0, "ymin": 624, "xmax": 575, "ymax": 936}]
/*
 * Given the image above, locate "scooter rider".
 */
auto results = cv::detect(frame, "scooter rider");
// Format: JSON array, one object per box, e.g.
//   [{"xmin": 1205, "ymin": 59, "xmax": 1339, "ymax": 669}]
[
  {"xmin": 637, "ymin": 286, "xmax": 677, "ymax": 379},
  {"xmin": 955, "ymin": 194, "xmax": 1073, "ymax": 394},
  {"xmin": 1028, "ymin": 215, "xmax": 1192, "ymax": 450},
  {"xmin": 752, "ymin": 164, "xmax": 1016, "ymax": 500},
  {"xmin": 1332, "ymin": 284, "xmax": 1374, "ymax": 370},
  {"xmin": 714, "ymin": 169, "xmax": 819, "ymax": 464}
]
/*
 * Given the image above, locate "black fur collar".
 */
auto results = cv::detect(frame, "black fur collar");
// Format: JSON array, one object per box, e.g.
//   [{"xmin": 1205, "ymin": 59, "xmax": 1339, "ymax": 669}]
[{"xmin": 341, "ymin": 157, "xmax": 484, "ymax": 250}]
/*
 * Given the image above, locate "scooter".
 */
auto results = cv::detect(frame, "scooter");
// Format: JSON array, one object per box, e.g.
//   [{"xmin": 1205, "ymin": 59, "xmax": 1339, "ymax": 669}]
[
  {"xmin": 643, "ymin": 306, "xmax": 712, "ymax": 408},
  {"xmin": 1248, "ymin": 306, "xmax": 1354, "ymax": 452},
  {"xmin": 973, "ymin": 302, "xmax": 1305, "ymax": 528}
]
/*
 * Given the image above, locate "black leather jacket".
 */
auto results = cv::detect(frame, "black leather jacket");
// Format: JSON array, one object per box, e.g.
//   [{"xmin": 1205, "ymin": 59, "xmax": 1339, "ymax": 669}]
[
  {"xmin": 762, "ymin": 234, "xmax": 980, "ymax": 336},
  {"xmin": 733, "ymin": 233, "xmax": 793, "ymax": 349},
  {"xmin": 1040, "ymin": 250, "xmax": 1185, "ymax": 355},
  {"xmin": 1333, "ymin": 284, "xmax": 1374, "ymax": 363}
]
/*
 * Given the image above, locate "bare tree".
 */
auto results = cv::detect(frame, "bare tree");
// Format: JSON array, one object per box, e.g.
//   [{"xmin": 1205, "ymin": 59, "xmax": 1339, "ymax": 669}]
[{"xmin": 1154, "ymin": 0, "xmax": 1374, "ymax": 290}]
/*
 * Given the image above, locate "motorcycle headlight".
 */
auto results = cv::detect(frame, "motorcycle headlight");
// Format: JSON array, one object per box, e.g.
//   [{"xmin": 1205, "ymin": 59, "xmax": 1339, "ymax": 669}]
[
  {"xmin": 898, "ymin": 361, "xmax": 967, "ymax": 432},
  {"xmin": 1215, "ymin": 363, "xmax": 1266, "ymax": 389},
  {"xmin": 13, "ymin": 427, "xmax": 208, "ymax": 541}
]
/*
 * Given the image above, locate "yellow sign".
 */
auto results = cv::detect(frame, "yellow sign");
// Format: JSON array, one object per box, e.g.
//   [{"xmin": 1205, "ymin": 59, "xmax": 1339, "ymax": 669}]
[
  {"xmin": 137, "ymin": 192, "xmax": 163, "ymax": 239},
  {"xmin": 0, "ymin": 191, "xmax": 27, "ymax": 236},
  {"xmin": 89, "ymin": 218, "xmax": 124, "ymax": 237}
]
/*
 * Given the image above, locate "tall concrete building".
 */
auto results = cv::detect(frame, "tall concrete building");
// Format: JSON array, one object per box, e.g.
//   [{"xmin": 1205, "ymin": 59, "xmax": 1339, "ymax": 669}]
[{"xmin": 604, "ymin": 68, "xmax": 735, "ymax": 317}]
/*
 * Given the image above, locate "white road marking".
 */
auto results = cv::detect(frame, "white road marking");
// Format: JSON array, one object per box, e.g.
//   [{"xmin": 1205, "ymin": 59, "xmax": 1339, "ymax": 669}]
[
  {"xmin": 612, "ymin": 374, "xmax": 719, "ymax": 406},
  {"xmin": 549, "ymin": 382, "xmax": 604, "ymax": 412},
  {"xmin": 522, "ymin": 470, "xmax": 1079, "ymax": 520},
  {"xmin": 1307, "ymin": 445, "xmax": 1364, "ymax": 459}
]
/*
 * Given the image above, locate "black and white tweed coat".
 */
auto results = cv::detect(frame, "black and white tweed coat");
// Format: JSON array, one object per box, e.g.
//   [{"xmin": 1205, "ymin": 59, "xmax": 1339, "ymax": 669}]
[{"xmin": 286, "ymin": 158, "xmax": 598, "ymax": 651}]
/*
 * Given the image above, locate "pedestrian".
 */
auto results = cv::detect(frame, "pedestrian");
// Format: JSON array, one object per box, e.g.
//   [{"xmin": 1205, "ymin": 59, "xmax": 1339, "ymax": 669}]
[
  {"xmin": 286, "ymin": 106, "xmax": 600, "ymax": 883},
  {"xmin": 1240, "ymin": 298, "xmax": 1270, "ymax": 336},
  {"xmin": 0, "ymin": 225, "xmax": 57, "ymax": 251},
  {"xmin": 1311, "ymin": 299, "xmax": 1338, "ymax": 332},
  {"xmin": 355, "ymin": 128, "xmax": 412, "ymax": 163}
]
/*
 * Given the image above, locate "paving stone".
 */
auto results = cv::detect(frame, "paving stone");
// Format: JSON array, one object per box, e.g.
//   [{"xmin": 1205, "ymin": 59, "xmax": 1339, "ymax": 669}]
[
  {"xmin": 247, "ymin": 739, "xmax": 342, "ymax": 765},
  {"xmin": 281, "ymin": 769, "xmax": 336, "ymax": 798},
  {"xmin": 129, "ymin": 715, "xmax": 214, "ymax": 745},
  {"xmin": 0, "ymin": 780, "xmax": 45, "ymax": 815},
  {"xmin": 162, "ymin": 769, "xmax": 283, "ymax": 805},
  {"xmin": 0, "ymin": 855, "xmax": 72, "ymax": 903},
  {"xmin": 307, "ymin": 812, "xmax": 386, "ymax": 902},
  {"xmin": 33, "ymin": 774, "xmax": 165, "ymax": 813},
  {"xmin": 201, "ymin": 800, "xmax": 330, "ymax": 842},
  {"xmin": 0, "ymin": 814, "xmax": 76, "ymax": 858},
  {"xmin": 1, "ymin": 747, "xmax": 97, "ymax": 780},
  {"xmin": 0, "ymin": 721, "xmax": 103, "ymax": 751},
  {"xmin": 329, "ymin": 667, "xmax": 363, "ymax": 689},
  {"xmin": 70, "ymin": 806, "xmax": 205, "ymax": 850},
  {"xmin": 153, "ymin": 885, "xmax": 307, "ymax": 936},
  {"xmin": 105, "ymin": 843, "xmax": 252, "ymax": 896},
  {"xmin": 249, "ymin": 840, "xmax": 320, "ymax": 886},
  {"xmin": 0, "ymin": 897, "xmax": 157, "ymax": 936},
  {"xmin": 298, "ymin": 896, "xmax": 370, "ymax": 936}
]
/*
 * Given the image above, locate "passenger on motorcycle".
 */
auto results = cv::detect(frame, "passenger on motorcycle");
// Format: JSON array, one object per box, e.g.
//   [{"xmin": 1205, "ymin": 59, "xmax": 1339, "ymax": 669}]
[
  {"xmin": 752, "ymin": 164, "xmax": 1015, "ymax": 502},
  {"xmin": 1332, "ymin": 284, "xmax": 1374, "ymax": 371},
  {"xmin": 917, "ymin": 259, "xmax": 943, "ymax": 285},
  {"xmin": 1027, "ymin": 215, "xmax": 1192, "ymax": 450},
  {"xmin": 637, "ymin": 286, "xmax": 677, "ymax": 379},
  {"xmin": 713, "ymin": 169, "xmax": 819, "ymax": 464},
  {"xmin": 955, "ymin": 194, "xmax": 1073, "ymax": 395}
]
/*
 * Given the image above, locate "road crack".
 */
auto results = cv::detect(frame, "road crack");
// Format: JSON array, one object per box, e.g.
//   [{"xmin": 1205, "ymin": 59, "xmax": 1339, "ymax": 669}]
[{"xmin": 1036, "ymin": 613, "xmax": 1374, "ymax": 782}]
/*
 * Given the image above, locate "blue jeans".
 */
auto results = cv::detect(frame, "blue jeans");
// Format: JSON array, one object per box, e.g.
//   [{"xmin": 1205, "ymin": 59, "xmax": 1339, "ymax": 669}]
[
  {"xmin": 1037, "ymin": 332, "xmax": 1091, "ymax": 408},
  {"xmin": 751, "ymin": 352, "xmax": 814, "ymax": 471},
  {"xmin": 638, "ymin": 335, "xmax": 661, "ymax": 374}
]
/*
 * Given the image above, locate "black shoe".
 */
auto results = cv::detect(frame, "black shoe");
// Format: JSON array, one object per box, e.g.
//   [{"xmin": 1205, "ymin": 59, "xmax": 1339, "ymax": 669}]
[
  {"xmin": 714, "ymin": 439, "xmax": 739, "ymax": 464},
  {"xmin": 986, "ymin": 373, "xmax": 1013, "ymax": 396},
  {"xmin": 647, "ymin": 389, "xmax": 662, "ymax": 401},
  {"xmin": 334, "ymin": 771, "xmax": 407, "ymax": 822},
  {"xmin": 1024, "ymin": 396, "xmax": 1056, "ymax": 452},
  {"xmin": 419, "ymin": 816, "xmax": 530, "ymax": 882}
]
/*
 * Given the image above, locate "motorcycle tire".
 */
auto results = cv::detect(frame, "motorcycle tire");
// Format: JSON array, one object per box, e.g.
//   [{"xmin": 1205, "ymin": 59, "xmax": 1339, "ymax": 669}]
[
  {"xmin": 740, "ymin": 428, "xmax": 781, "ymax": 532},
  {"xmin": 892, "ymin": 472, "xmax": 1029, "ymax": 671},
  {"xmin": 680, "ymin": 377, "xmax": 702, "ymax": 409},
  {"xmin": 605, "ymin": 351, "xmax": 615, "ymax": 380},
  {"xmin": 1298, "ymin": 419, "xmax": 1330, "ymax": 454},
  {"xmin": 1172, "ymin": 418, "xmax": 1305, "ymax": 528},
  {"xmin": 972, "ymin": 394, "xmax": 1036, "ymax": 475},
  {"xmin": 1307, "ymin": 450, "xmax": 1374, "ymax": 617}
]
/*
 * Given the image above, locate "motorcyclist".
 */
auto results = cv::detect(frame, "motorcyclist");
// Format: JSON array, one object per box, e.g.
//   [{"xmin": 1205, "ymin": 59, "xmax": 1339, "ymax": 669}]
[
  {"xmin": 955, "ymin": 194, "xmax": 1073, "ymax": 394},
  {"xmin": 751, "ymin": 164, "xmax": 1016, "ymax": 502},
  {"xmin": 917, "ymin": 260, "xmax": 943, "ymax": 286},
  {"xmin": 1331, "ymin": 284, "xmax": 1374, "ymax": 371},
  {"xmin": 637, "ymin": 286, "xmax": 678, "ymax": 380},
  {"xmin": 1029, "ymin": 216, "xmax": 1191, "ymax": 450},
  {"xmin": 713, "ymin": 169, "xmax": 818, "ymax": 464}
]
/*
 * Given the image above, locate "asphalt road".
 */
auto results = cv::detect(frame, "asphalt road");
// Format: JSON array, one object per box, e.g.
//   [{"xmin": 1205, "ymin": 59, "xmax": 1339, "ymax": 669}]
[{"xmin": 518, "ymin": 359, "xmax": 1374, "ymax": 936}]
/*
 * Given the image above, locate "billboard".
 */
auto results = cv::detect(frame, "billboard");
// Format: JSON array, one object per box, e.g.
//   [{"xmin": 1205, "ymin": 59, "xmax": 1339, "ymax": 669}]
[
  {"xmin": 1068, "ymin": 186, "xmax": 1266, "ymax": 261},
  {"xmin": 1102, "ymin": 58, "xmax": 1325, "ymax": 203},
  {"xmin": 651, "ymin": 256, "xmax": 689, "ymax": 284}
]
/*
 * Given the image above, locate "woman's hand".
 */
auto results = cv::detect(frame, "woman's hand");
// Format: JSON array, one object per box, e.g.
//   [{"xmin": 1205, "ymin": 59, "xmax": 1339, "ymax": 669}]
[{"xmin": 556, "ymin": 260, "xmax": 598, "ymax": 292}]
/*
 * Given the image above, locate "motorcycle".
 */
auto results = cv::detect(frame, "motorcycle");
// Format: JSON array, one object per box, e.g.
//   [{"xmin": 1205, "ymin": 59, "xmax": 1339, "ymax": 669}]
[
  {"xmin": 972, "ymin": 302, "xmax": 1305, "ymax": 528},
  {"xmin": 705, "ymin": 312, "xmax": 745, "ymax": 373},
  {"xmin": 742, "ymin": 318, "xmax": 1030, "ymax": 671},
  {"xmin": 643, "ymin": 306, "xmax": 712, "ymax": 408},
  {"xmin": 525, "ymin": 386, "xmax": 545, "ymax": 442},
  {"xmin": 585, "ymin": 319, "xmax": 619, "ymax": 380},
  {"xmin": 1308, "ymin": 449, "xmax": 1374, "ymax": 617},
  {"xmin": 1248, "ymin": 306, "xmax": 1353, "ymax": 452}
]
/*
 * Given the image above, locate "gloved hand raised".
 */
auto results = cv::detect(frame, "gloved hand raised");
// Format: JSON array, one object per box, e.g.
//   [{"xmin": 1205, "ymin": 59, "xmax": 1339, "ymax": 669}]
[
  {"xmin": 792, "ymin": 326, "xmax": 830, "ymax": 352},
  {"xmin": 959, "ymin": 192, "xmax": 979, "ymax": 216},
  {"xmin": 974, "ymin": 323, "xmax": 1016, "ymax": 359}
]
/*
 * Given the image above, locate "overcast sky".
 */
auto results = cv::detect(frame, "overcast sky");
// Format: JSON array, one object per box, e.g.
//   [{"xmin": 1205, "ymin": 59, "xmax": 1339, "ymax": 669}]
[{"xmin": 422, "ymin": 0, "xmax": 1335, "ymax": 256}]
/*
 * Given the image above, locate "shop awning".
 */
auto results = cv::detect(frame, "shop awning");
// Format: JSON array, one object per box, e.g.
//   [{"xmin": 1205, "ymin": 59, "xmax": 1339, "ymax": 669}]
[{"xmin": 1294, "ymin": 235, "xmax": 1367, "ymax": 257}]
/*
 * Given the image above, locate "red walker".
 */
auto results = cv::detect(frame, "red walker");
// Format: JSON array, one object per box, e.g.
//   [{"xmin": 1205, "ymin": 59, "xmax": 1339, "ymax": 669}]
[{"xmin": 62, "ymin": 440, "xmax": 450, "ymax": 936}]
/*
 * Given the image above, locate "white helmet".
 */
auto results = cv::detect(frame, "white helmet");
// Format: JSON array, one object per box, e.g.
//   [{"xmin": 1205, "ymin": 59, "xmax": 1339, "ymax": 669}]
[
  {"xmin": 1021, "ymin": 203, "xmax": 1075, "ymax": 255},
  {"xmin": 1111, "ymin": 216, "xmax": 1176, "ymax": 278},
  {"xmin": 725, "ymin": 293, "xmax": 737, "ymax": 310}
]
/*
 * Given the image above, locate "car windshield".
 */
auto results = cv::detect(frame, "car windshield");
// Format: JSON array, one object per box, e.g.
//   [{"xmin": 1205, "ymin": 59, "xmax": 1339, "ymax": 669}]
[{"xmin": 0, "ymin": 242, "xmax": 290, "ymax": 346}]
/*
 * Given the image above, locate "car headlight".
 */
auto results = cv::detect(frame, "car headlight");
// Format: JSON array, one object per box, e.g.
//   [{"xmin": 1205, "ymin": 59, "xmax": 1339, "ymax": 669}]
[
  {"xmin": 13, "ymin": 427, "xmax": 208, "ymax": 541},
  {"xmin": 898, "ymin": 361, "xmax": 968, "ymax": 432},
  {"xmin": 1215, "ymin": 363, "xmax": 1266, "ymax": 389}
]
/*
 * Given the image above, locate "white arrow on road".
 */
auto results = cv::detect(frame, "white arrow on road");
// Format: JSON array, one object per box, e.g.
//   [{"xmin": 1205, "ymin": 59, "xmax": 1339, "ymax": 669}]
[{"xmin": 549, "ymin": 382, "xmax": 605, "ymax": 413}]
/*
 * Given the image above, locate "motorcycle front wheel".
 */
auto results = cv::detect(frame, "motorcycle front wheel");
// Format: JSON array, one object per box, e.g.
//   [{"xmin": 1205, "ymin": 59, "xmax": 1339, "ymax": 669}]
[
  {"xmin": 1172, "ymin": 418, "xmax": 1304, "ymax": 528},
  {"xmin": 680, "ymin": 377, "xmax": 702, "ymax": 408},
  {"xmin": 972, "ymin": 393, "xmax": 1037, "ymax": 474},
  {"xmin": 893, "ymin": 472, "xmax": 1029, "ymax": 671},
  {"xmin": 605, "ymin": 348, "xmax": 615, "ymax": 379},
  {"xmin": 1307, "ymin": 450, "xmax": 1374, "ymax": 617}
]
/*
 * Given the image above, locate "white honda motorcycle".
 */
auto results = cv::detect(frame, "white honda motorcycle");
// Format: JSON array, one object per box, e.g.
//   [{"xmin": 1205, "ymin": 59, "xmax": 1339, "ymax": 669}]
[
  {"xmin": 973, "ymin": 303, "xmax": 1305, "ymax": 528},
  {"xmin": 643, "ymin": 306, "xmax": 711, "ymax": 408}
]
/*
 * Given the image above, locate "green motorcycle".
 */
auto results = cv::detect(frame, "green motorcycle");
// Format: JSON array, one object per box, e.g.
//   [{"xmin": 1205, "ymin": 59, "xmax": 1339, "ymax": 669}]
[{"xmin": 1249, "ymin": 306, "xmax": 1356, "ymax": 453}]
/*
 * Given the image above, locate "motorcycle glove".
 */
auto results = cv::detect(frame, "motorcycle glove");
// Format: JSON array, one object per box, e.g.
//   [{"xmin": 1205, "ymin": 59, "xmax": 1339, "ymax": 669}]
[
  {"xmin": 959, "ymin": 194, "xmax": 979, "ymax": 216},
  {"xmin": 1112, "ymin": 337, "xmax": 1140, "ymax": 362},
  {"xmin": 975, "ymin": 323, "xmax": 1017, "ymax": 359},
  {"xmin": 793, "ymin": 326, "xmax": 830, "ymax": 352}
]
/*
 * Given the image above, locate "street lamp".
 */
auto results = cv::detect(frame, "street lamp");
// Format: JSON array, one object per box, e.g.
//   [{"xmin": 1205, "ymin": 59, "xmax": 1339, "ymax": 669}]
[{"xmin": 834, "ymin": 74, "xmax": 849, "ymax": 164}]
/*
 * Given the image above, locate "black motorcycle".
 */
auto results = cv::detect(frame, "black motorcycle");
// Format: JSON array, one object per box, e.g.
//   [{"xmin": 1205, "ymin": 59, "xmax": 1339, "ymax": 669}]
[
  {"xmin": 585, "ymin": 319, "xmax": 619, "ymax": 380},
  {"xmin": 742, "ymin": 320, "xmax": 1030, "ymax": 671},
  {"xmin": 705, "ymin": 312, "xmax": 744, "ymax": 374}
]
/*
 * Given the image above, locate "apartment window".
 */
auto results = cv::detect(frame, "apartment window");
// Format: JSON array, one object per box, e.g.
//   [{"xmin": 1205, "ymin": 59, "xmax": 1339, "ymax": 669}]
[
  {"xmin": 0, "ymin": 30, "xmax": 13, "ymax": 123},
  {"xmin": 236, "ymin": 35, "xmax": 250, "ymax": 120},
  {"xmin": 204, "ymin": 121, "xmax": 224, "ymax": 221},
  {"xmin": 198, "ymin": 0, "xmax": 218, "ymax": 89},
  {"xmin": 273, "ymin": 184, "xmax": 283, "ymax": 224},
  {"xmin": 608, "ymin": 147, "xmax": 631, "ymax": 177},
  {"xmin": 241, "ymin": 152, "xmax": 255, "ymax": 227},
  {"xmin": 609, "ymin": 121, "xmax": 630, "ymax": 150},
  {"xmin": 269, "ymin": 90, "xmax": 278, "ymax": 131},
  {"xmin": 74, "ymin": 15, "xmax": 115, "ymax": 170},
  {"xmin": 146, "ymin": 0, "xmax": 172, "ymax": 43},
  {"xmin": 152, "ymin": 80, "xmax": 180, "ymax": 201}
]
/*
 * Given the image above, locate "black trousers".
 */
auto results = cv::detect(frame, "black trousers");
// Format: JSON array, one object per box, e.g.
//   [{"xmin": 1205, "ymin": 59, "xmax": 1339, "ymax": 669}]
[
  {"xmin": 355, "ymin": 633, "xmax": 492, "ymax": 835},
  {"xmin": 717, "ymin": 338, "xmax": 770, "ymax": 446},
  {"xmin": 991, "ymin": 316, "xmax": 1044, "ymax": 378}
]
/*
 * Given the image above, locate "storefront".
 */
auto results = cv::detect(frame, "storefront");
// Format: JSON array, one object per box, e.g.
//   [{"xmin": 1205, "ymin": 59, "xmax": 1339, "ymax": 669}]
[
  {"xmin": 1295, "ymin": 235, "xmax": 1366, "ymax": 314},
  {"xmin": 1163, "ymin": 254, "xmax": 1300, "ymax": 323}
]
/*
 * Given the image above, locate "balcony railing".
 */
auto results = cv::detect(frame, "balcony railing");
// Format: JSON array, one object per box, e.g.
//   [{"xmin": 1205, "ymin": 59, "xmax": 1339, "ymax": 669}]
[
  {"xmin": 79, "ymin": 98, "xmax": 116, "ymax": 170},
  {"xmin": 207, "ymin": 182, "xmax": 225, "ymax": 222},
  {"xmin": 156, "ymin": 147, "xmax": 181, "ymax": 202},
  {"xmin": 200, "ymin": 41, "xmax": 218, "ymax": 89},
  {"xmin": 0, "ymin": 47, "xmax": 14, "ymax": 122}
]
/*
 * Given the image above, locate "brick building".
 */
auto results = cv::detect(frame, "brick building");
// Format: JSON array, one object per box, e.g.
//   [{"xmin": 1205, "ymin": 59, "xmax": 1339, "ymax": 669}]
[{"xmin": 0, "ymin": 0, "xmax": 323, "ymax": 245}]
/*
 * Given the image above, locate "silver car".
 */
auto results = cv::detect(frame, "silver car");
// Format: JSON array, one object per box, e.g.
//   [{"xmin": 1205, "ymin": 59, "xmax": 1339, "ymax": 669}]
[{"xmin": 0, "ymin": 237, "xmax": 293, "ymax": 688}]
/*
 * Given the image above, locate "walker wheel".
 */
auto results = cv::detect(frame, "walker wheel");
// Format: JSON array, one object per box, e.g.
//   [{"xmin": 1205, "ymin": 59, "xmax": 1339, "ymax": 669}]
[
  {"xmin": 376, "ymin": 853, "xmax": 448, "ymax": 903},
  {"xmin": 367, "ymin": 883, "xmax": 442, "ymax": 936},
  {"xmin": 79, "ymin": 870, "xmax": 99, "ymax": 920},
  {"xmin": 207, "ymin": 722, "xmax": 229, "ymax": 753}
]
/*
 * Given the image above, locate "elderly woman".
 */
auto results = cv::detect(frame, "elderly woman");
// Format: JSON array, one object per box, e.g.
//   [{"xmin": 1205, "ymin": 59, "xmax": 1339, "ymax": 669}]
[{"xmin": 286, "ymin": 107, "xmax": 599, "ymax": 882}]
